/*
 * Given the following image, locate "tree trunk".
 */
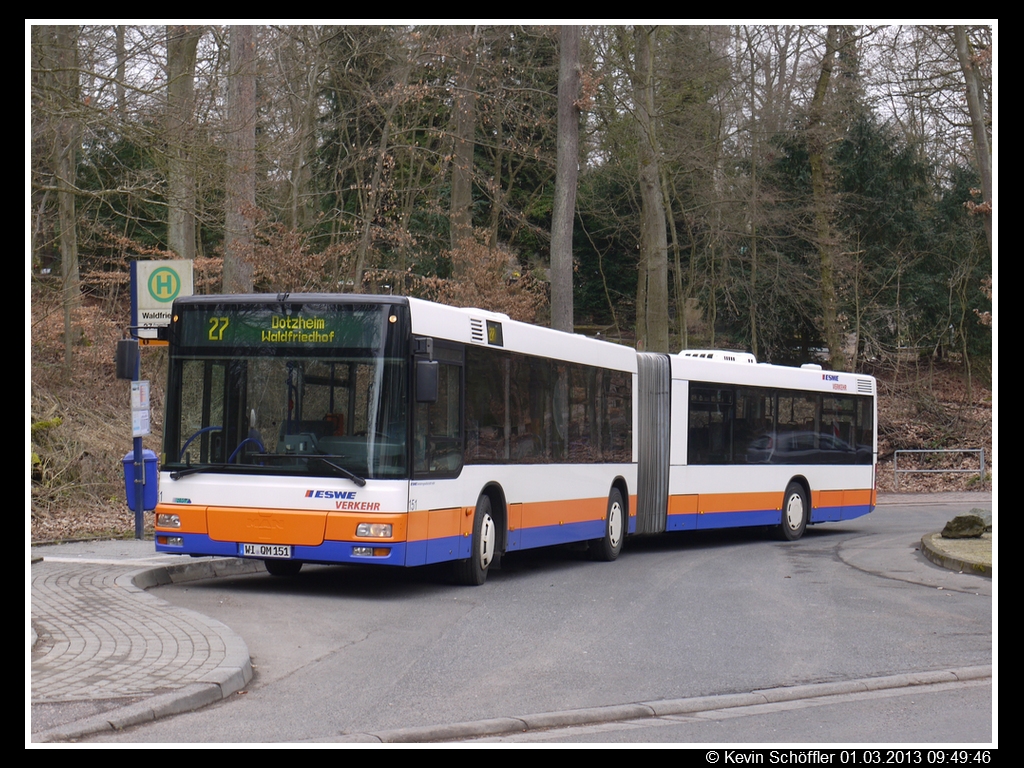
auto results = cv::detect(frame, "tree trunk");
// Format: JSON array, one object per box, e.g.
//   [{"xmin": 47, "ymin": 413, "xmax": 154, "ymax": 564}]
[
  {"xmin": 288, "ymin": 30, "xmax": 323, "ymax": 231},
  {"xmin": 953, "ymin": 25, "xmax": 992, "ymax": 253},
  {"xmin": 748, "ymin": 160, "xmax": 759, "ymax": 360},
  {"xmin": 166, "ymin": 25, "xmax": 200, "ymax": 261},
  {"xmin": 115, "ymin": 25, "xmax": 126, "ymax": 119},
  {"xmin": 632, "ymin": 26, "xmax": 670, "ymax": 353},
  {"xmin": 450, "ymin": 26, "xmax": 479, "ymax": 259},
  {"xmin": 808, "ymin": 25, "xmax": 845, "ymax": 371},
  {"xmin": 40, "ymin": 26, "xmax": 81, "ymax": 370},
  {"xmin": 662, "ymin": 168, "xmax": 683, "ymax": 352},
  {"xmin": 550, "ymin": 25, "xmax": 579, "ymax": 333},
  {"xmin": 352, "ymin": 62, "xmax": 409, "ymax": 289},
  {"xmin": 223, "ymin": 25, "xmax": 257, "ymax": 293}
]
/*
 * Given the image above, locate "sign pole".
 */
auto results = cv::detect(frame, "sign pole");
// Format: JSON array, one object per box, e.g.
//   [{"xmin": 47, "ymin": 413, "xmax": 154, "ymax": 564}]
[
  {"xmin": 126, "ymin": 259, "xmax": 193, "ymax": 540},
  {"xmin": 133, "ymin": 356, "xmax": 144, "ymax": 539}
]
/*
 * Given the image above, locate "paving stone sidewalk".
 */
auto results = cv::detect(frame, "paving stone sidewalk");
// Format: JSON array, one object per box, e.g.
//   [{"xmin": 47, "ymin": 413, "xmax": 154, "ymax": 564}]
[{"xmin": 30, "ymin": 544, "xmax": 257, "ymax": 742}]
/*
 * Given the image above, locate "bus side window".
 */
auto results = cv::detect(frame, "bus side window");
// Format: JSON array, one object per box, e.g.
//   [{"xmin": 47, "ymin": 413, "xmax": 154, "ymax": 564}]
[{"xmin": 414, "ymin": 361, "xmax": 463, "ymax": 476}]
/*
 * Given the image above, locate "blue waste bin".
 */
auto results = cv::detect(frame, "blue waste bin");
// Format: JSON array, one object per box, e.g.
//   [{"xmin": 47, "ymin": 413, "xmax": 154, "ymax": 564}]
[{"xmin": 123, "ymin": 449, "xmax": 158, "ymax": 512}]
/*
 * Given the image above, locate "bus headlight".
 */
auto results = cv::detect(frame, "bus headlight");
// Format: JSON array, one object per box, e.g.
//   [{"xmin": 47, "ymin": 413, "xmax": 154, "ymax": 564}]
[
  {"xmin": 157, "ymin": 513, "xmax": 181, "ymax": 528},
  {"xmin": 356, "ymin": 523, "xmax": 392, "ymax": 538}
]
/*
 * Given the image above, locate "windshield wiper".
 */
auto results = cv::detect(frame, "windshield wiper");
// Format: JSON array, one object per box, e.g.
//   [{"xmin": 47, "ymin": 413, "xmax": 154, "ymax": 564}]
[
  {"xmin": 310, "ymin": 456, "xmax": 367, "ymax": 486},
  {"xmin": 170, "ymin": 464, "xmax": 225, "ymax": 480},
  {"xmin": 169, "ymin": 455, "xmax": 368, "ymax": 486}
]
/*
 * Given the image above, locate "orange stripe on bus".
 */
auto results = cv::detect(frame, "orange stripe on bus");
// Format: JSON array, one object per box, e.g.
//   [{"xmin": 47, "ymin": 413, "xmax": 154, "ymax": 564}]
[
  {"xmin": 508, "ymin": 502, "xmax": 523, "ymax": 532},
  {"xmin": 668, "ymin": 488, "xmax": 874, "ymax": 516},
  {"xmin": 460, "ymin": 506, "xmax": 476, "ymax": 538},
  {"xmin": 373, "ymin": 506, "xmax": 468, "ymax": 543},
  {"xmin": 520, "ymin": 497, "xmax": 606, "ymax": 528},
  {"xmin": 696, "ymin": 491, "xmax": 781, "ymax": 514},
  {"xmin": 845, "ymin": 488, "xmax": 874, "ymax": 506},
  {"xmin": 669, "ymin": 494, "xmax": 698, "ymax": 515},
  {"xmin": 816, "ymin": 490, "xmax": 844, "ymax": 509},
  {"xmin": 324, "ymin": 512, "xmax": 408, "ymax": 542},
  {"xmin": 407, "ymin": 509, "xmax": 429, "ymax": 542},
  {"xmin": 154, "ymin": 503, "xmax": 208, "ymax": 534},
  {"xmin": 207, "ymin": 506, "xmax": 327, "ymax": 546},
  {"xmin": 427, "ymin": 507, "xmax": 466, "ymax": 541}
]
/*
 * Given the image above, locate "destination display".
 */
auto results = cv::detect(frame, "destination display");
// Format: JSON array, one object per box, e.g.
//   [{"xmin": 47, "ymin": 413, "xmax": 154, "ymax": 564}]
[{"xmin": 175, "ymin": 305, "xmax": 394, "ymax": 350}]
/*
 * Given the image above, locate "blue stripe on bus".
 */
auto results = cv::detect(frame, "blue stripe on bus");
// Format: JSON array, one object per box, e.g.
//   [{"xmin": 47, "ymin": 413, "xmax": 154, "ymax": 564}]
[
  {"xmin": 155, "ymin": 503, "xmax": 876, "ymax": 568},
  {"xmin": 810, "ymin": 504, "xmax": 874, "ymax": 523},
  {"xmin": 157, "ymin": 533, "xmax": 412, "ymax": 566},
  {"xmin": 841, "ymin": 504, "xmax": 872, "ymax": 521},
  {"xmin": 666, "ymin": 513, "xmax": 697, "ymax": 531},
  {"xmin": 810, "ymin": 506, "xmax": 841, "ymax": 523},
  {"xmin": 664, "ymin": 503, "xmax": 875, "ymax": 531},
  {"xmin": 156, "ymin": 533, "xmax": 238, "ymax": 557},
  {"xmin": 425, "ymin": 534, "xmax": 469, "ymax": 565},
  {"xmin": 695, "ymin": 509, "xmax": 782, "ymax": 529},
  {"xmin": 518, "ymin": 519, "xmax": 606, "ymax": 550}
]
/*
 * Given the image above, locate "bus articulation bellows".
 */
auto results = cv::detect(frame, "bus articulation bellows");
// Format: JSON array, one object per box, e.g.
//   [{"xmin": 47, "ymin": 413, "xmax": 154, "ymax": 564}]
[{"xmin": 155, "ymin": 294, "xmax": 876, "ymax": 584}]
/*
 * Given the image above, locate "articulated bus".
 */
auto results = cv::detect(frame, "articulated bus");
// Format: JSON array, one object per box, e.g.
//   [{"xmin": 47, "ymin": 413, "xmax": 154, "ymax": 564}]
[{"xmin": 154, "ymin": 294, "xmax": 876, "ymax": 584}]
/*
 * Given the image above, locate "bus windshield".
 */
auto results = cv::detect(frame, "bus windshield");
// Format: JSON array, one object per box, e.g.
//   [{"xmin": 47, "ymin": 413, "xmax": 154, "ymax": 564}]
[{"xmin": 162, "ymin": 300, "xmax": 409, "ymax": 480}]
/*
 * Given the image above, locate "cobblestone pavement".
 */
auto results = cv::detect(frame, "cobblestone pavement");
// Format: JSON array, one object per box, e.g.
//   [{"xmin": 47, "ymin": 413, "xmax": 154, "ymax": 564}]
[
  {"xmin": 30, "ymin": 544, "xmax": 258, "ymax": 742},
  {"xmin": 33, "ymin": 563, "xmax": 234, "ymax": 700}
]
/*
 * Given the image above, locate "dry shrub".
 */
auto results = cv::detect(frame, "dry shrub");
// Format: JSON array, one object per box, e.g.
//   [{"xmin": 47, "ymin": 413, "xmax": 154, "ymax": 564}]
[
  {"xmin": 30, "ymin": 282, "xmax": 163, "ymax": 540},
  {"xmin": 232, "ymin": 208, "xmax": 356, "ymax": 294},
  {"xmin": 409, "ymin": 233, "xmax": 547, "ymax": 322},
  {"xmin": 874, "ymin": 364, "xmax": 993, "ymax": 493}
]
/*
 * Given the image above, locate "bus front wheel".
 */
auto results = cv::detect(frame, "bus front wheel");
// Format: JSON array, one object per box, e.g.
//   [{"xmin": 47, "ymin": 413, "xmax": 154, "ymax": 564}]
[
  {"xmin": 777, "ymin": 482, "xmax": 808, "ymax": 541},
  {"xmin": 589, "ymin": 488, "xmax": 625, "ymax": 561},
  {"xmin": 454, "ymin": 496, "xmax": 496, "ymax": 586}
]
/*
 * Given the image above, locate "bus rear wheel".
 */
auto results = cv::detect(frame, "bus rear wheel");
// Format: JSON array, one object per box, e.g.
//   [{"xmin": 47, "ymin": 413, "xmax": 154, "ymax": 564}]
[
  {"xmin": 776, "ymin": 482, "xmax": 808, "ymax": 541},
  {"xmin": 589, "ymin": 488, "xmax": 625, "ymax": 561},
  {"xmin": 265, "ymin": 559, "xmax": 302, "ymax": 577},
  {"xmin": 454, "ymin": 495, "xmax": 496, "ymax": 586}
]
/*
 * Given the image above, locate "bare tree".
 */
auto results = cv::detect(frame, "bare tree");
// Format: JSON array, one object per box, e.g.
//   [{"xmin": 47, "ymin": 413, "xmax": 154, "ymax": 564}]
[
  {"xmin": 114, "ymin": 25, "xmax": 127, "ymax": 119},
  {"xmin": 808, "ymin": 25, "xmax": 846, "ymax": 371},
  {"xmin": 731, "ymin": 25, "xmax": 817, "ymax": 359},
  {"xmin": 550, "ymin": 25, "xmax": 580, "ymax": 333},
  {"xmin": 351, "ymin": 56, "xmax": 412, "ymax": 289},
  {"xmin": 954, "ymin": 25, "xmax": 992, "ymax": 253},
  {"xmin": 35, "ymin": 25, "xmax": 82, "ymax": 369},
  {"xmin": 273, "ymin": 26, "xmax": 326, "ymax": 232},
  {"xmin": 222, "ymin": 25, "xmax": 257, "ymax": 292},
  {"xmin": 631, "ymin": 26, "xmax": 670, "ymax": 353},
  {"xmin": 166, "ymin": 25, "xmax": 201, "ymax": 261},
  {"xmin": 450, "ymin": 26, "xmax": 479, "ymax": 256}
]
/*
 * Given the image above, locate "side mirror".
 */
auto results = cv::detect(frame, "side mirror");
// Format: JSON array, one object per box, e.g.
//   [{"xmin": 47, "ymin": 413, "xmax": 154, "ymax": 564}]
[{"xmin": 115, "ymin": 339, "xmax": 139, "ymax": 380}]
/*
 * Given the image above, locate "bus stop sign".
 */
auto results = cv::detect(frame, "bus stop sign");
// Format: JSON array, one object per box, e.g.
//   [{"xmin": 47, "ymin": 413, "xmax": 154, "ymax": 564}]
[{"xmin": 131, "ymin": 260, "xmax": 194, "ymax": 340}]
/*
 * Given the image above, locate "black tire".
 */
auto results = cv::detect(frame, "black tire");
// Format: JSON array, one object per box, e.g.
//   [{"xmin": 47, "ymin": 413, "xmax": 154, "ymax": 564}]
[
  {"xmin": 589, "ymin": 488, "xmax": 625, "ymax": 561},
  {"xmin": 265, "ymin": 559, "xmax": 303, "ymax": 577},
  {"xmin": 454, "ymin": 495, "xmax": 496, "ymax": 586},
  {"xmin": 776, "ymin": 481, "xmax": 809, "ymax": 541}
]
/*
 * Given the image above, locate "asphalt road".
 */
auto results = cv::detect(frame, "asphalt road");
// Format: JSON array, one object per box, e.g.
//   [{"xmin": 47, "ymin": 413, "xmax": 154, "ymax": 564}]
[{"xmin": 79, "ymin": 497, "xmax": 993, "ymax": 744}]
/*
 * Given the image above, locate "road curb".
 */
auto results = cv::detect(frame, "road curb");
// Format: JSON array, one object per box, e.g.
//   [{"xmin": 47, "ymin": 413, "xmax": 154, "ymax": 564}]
[
  {"xmin": 335, "ymin": 666, "xmax": 992, "ymax": 743},
  {"xmin": 921, "ymin": 533, "xmax": 992, "ymax": 577}
]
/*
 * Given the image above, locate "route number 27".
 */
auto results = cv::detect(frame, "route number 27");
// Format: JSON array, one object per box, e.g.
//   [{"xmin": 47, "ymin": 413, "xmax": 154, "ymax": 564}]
[{"xmin": 208, "ymin": 316, "xmax": 230, "ymax": 342}]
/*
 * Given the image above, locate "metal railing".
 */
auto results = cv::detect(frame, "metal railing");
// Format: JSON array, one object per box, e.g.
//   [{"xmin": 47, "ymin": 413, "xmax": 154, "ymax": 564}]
[{"xmin": 893, "ymin": 448, "xmax": 987, "ymax": 490}]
